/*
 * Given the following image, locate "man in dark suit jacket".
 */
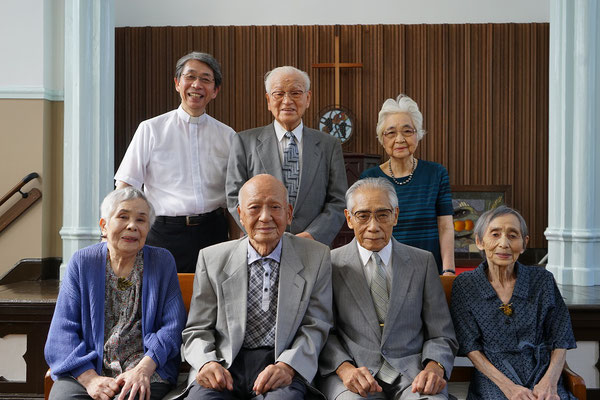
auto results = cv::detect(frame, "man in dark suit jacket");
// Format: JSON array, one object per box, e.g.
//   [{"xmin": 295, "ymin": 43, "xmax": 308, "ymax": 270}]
[
  {"xmin": 226, "ymin": 66, "xmax": 347, "ymax": 246},
  {"xmin": 319, "ymin": 178, "xmax": 457, "ymax": 399}
]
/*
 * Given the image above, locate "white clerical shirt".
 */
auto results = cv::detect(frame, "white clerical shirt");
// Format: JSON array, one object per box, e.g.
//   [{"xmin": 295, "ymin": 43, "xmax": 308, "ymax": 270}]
[{"xmin": 115, "ymin": 106, "xmax": 235, "ymax": 216}]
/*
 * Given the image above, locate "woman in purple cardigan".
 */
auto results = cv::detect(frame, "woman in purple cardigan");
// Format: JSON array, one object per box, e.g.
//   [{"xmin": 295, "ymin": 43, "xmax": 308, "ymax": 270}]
[{"xmin": 45, "ymin": 187, "xmax": 186, "ymax": 400}]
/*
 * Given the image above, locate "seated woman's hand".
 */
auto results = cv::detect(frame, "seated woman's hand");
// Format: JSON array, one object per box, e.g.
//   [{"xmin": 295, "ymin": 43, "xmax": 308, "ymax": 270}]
[
  {"xmin": 77, "ymin": 369, "xmax": 120, "ymax": 400},
  {"xmin": 503, "ymin": 383, "xmax": 537, "ymax": 400},
  {"xmin": 532, "ymin": 378, "xmax": 560, "ymax": 400},
  {"xmin": 115, "ymin": 356, "xmax": 156, "ymax": 400}
]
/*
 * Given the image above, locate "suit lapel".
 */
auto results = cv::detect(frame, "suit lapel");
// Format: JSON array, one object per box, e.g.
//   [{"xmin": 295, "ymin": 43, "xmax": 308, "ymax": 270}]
[
  {"xmin": 338, "ymin": 239, "xmax": 382, "ymax": 340},
  {"xmin": 275, "ymin": 234, "xmax": 306, "ymax": 356},
  {"xmin": 382, "ymin": 239, "xmax": 415, "ymax": 343},
  {"xmin": 257, "ymin": 124, "xmax": 284, "ymax": 181},
  {"xmin": 222, "ymin": 238, "xmax": 249, "ymax": 352},
  {"xmin": 294, "ymin": 128, "xmax": 321, "ymax": 211}
]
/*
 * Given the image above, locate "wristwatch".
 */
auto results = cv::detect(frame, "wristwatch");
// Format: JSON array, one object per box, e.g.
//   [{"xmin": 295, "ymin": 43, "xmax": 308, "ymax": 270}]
[
  {"xmin": 442, "ymin": 269, "xmax": 455, "ymax": 274},
  {"xmin": 433, "ymin": 360, "xmax": 446, "ymax": 379}
]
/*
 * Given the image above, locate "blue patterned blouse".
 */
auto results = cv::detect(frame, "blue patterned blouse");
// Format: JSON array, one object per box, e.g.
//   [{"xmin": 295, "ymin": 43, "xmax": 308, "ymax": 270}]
[
  {"xmin": 450, "ymin": 262, "xmax": 576, "ymax": 399},
  {"xmin": 361, "ymin": 160, "xmax": 453, "ymax": 272}
]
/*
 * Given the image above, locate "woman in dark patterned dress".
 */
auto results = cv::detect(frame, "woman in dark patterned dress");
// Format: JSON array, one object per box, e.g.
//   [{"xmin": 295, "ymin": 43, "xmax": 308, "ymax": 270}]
[
  {"xmin": 450, "ymin": 206, "xmax": 576, "ymax": 400},
  {"xmin": 45, "ymin": 187, "xmax": 187, "ymax": 400}
]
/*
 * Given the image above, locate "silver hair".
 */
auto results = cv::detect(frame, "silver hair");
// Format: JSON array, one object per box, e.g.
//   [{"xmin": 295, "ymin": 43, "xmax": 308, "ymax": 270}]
[
  {"xmin": 376, "ymin": 94, "xmax": 426, "ymax": 144},
  {"xmin": 473, "ymin": 205, "xmax": 529, "ymax": 250},
  {"xmin": 238, "ymin": 179, "xmax": 290, "ymax": 206},
  {"xmin": 264, "ymin": 66, "xmax": 311, "ymax": 93},
  {"xmin": 100, "ymin": 187, "xmax": 156, "ymax": 226},
  {"xmin": 175, "ymin": 51, "xmax": 223, "ymax": 88},
  {"xmin": 346, "ymin": 178, "xmax": 398, "ymax": 213}
]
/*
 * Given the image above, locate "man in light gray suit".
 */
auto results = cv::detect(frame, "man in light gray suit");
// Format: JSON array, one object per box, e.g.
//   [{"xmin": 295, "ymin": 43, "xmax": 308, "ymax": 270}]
[
  {"xmin": 319, "ymin": 178, "xmax": 457, "ymax": 399},
  {"xmin": 182, "ymin": 174, "xmax": 333, "ymax": 399},
  {"xmin": 226, "ymin": 66, "xmax": 347, "ymax": 246}
]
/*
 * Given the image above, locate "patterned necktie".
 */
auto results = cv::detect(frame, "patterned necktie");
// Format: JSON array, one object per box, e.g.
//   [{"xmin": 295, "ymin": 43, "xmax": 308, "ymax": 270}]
[
  {"xmin": 370, "ymin": 252, "xmax": 400, "ymax": 384},
  {"xmin": 370, "ymin": 252, "xmax": 389, "ymax": 323},
  {"xmin": 282, "ymin": 131, "xmax": 300, "ymax": 205},
  {"xmin": 243, "ymin": 258, "xmax": 279, "ymax": 348}
]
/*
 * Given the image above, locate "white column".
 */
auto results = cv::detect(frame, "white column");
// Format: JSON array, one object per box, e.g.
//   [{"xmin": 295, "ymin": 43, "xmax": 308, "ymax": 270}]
[
  {"xmin": 60, "ymin": 0, "xmax": 114, "ymax": 278},
  {"xmin": 545, "ymin": 0, "xmax": 600, "ymax": 286}
]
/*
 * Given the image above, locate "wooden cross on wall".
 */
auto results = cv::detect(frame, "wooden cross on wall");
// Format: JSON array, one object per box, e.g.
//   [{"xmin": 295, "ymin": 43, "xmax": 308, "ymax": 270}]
[{"xmin": 312, "ymin": 25, "xmax": 363, "ymax": 108}]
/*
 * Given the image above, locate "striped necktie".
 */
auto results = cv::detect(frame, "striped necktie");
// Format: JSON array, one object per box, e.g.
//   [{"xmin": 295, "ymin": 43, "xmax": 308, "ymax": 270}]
[
  {"xmin": 371, "ymin": 252, "xmax": 400, "ymax": 384},
  {"xmin": 282, "ymin": 131, "xmax": 300, "ymax": 205}
]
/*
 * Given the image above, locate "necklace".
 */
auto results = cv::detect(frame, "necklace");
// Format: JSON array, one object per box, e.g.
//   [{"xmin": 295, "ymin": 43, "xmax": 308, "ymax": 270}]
[
  {"xmin": 389, "ymin": 157, "xmax": 416, "ymax": 186},
  {"xmin": 499, "ymin": 303, "xmax": 513, "ymax": 316},
  {"xmin": 117, "ymin": 277, "xmax": 133, "ymax": 291}
]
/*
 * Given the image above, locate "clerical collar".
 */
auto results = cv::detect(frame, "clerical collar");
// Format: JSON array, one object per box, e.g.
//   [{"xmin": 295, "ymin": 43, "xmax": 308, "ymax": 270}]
[
  {"xmin": 356, "ymin": 240, "xmax": 392, "ymax": 268},
  {"xmin": 176, "ymin": 105, "xmax": 206, "ymax": 124},
  {"xmin": 247, "ymin": 238, "xmax": 283, "ymax": 265},
  {"xmin": 274, "ymin": 120, "xmax": 303, "ymax": 143}
]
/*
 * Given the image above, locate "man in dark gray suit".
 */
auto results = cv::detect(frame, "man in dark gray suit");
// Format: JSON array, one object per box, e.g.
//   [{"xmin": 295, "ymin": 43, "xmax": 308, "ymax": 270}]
[
  {"xmin": 226, "ymin": 66, "xmax": 347, "ymax": 246},
  {"xmin": 319, "ymin": 178, "xmax": 457, "ymax": 399}
]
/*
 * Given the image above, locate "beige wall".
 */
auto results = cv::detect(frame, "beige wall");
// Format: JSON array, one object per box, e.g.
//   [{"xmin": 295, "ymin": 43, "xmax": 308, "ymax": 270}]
[{"xmin": 0, "ymin": 99, "xmax": 63, "ymax": 277}]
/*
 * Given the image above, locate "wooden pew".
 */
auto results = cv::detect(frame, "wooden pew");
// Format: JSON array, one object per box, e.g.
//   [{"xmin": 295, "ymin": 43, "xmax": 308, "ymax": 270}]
[{"xmin": 45, "ymin": 274, "xmax": 587, "ymax": 399}]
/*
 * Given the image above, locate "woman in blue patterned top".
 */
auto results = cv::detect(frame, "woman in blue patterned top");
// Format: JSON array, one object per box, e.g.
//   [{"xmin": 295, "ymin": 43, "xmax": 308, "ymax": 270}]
[
  {"xmin": 450, "ymin": 206, "xmax": 576, "ymax": 399},
  {"xmin": 361, "ymin": 94, "xmax": 454, "ymax": 274}
]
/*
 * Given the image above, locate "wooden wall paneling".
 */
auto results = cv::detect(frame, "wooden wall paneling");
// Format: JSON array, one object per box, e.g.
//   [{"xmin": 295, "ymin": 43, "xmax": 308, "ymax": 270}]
[
  {"xmin": 363, "ymin": 24, "xmax": 385, "ymax": 157},
  {"xmin": 114, "ymin": 23, "xmax": 550, "ymax": 248},
  {"xmin": 484, "ymin": 24, "xmax": 493, "ymax": 184}
]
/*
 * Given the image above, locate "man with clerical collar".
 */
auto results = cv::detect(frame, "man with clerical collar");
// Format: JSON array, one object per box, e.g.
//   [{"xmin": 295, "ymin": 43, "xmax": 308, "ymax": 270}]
[
  {"xmin": 318, "ymin": 178, "xmax": 457, "ymax": 400},
  {"xmin": 115, "ymin": 51, "xmax": 236, "ymax": 273},
  {"xmin": 181, "ymin": 174, "xmax": 333, "ymax": 400},
  {"xmin": 226, "ymin": 66, "xmax": 347, "ymax": 246}
]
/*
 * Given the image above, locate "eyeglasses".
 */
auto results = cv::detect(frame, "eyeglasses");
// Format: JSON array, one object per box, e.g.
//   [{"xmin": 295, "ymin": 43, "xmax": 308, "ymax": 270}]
[
  {"xmin": 269, "ymin": 90, "xmax": 305, "ymax": 101},
  {"xmin": 351, "ymin": 209, "xmax": 394, "ymax": 224},
  {"xmin": 181, "ymin": 73, "xmax": 215, "ymax": 85},
  {"xmin": 382, "ymin": 127, "xmax": 417, "ymax": 139}
]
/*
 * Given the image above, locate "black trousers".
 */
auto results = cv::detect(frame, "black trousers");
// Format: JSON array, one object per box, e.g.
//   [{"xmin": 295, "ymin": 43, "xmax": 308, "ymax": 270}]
[
  {"xmin": 146, "ymin": 209, "xmax": 228, "ymax": 273},
  {"xmin": 184, "ymin": 347, "xmax": 306, "ymax": 400}
]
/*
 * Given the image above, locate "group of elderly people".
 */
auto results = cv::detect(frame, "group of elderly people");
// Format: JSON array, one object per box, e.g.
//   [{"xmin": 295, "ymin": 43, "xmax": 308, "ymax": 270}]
[{"xmin": 44, "ymin": 51, "xmax": 576, "ymax": 400}]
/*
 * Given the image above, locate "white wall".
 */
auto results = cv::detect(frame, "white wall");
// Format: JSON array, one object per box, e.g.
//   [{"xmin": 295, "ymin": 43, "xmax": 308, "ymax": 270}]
[
  {"xmin": 0, "ymin": 0, "xmax": 63, "ymax": 100},
  {"xmin": 0, "ymin": 0, "xmax": 64, "ymax": 100},
  {"xmin": 116, "ymin": 0, "xmax": 549, "ymax": 27},
  {"xmin": 0, "ymin": 0, "xmax": 44, "ymax": 88}
]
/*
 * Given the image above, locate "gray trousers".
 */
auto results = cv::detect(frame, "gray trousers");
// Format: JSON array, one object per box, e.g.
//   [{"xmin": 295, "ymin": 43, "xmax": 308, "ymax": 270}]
[
  {"xmin": 319, "ymin": 373, "xmax": 448, "ymax": 400},
  {"xmin": 49, "ymin": 376, "xmax": 171, "ymax": 400},
  {"xmin": 183, "ymin": 347, "xmax": 306, "ymax": 400}
]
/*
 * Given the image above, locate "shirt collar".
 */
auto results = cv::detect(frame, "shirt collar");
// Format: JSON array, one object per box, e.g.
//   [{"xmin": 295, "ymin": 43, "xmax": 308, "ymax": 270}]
[
  {"xmin": 247, "ymin": 238, "xmax": 283, "ymax": 265},
  {"xmin": 274, "ymin": 119, "xmax": 303, "ymax": 143},
  {"xmin": 356, "ymin": 240, "xmax": 392, "ymax": 267},
  {"xmin": 176, "ymin": 105, "xmax": 207, "ymax": 125}
]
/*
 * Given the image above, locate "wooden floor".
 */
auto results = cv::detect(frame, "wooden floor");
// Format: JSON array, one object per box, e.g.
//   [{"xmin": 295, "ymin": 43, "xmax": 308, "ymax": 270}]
[{"xmin": 559, "ymin": 283, "xmax": 600, "ymax": 306}]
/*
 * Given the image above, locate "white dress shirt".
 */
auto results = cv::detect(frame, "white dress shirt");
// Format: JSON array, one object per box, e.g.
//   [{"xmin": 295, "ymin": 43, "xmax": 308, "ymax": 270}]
[
  {"xmin": 273, "ymin": 119, "xmax": 304, "ymax": 173},
  {"xmin": 115, "ymin": 106, "xmax": 235, "ymax": 216},
  {"xmin": 356, "ymin": 240, "xmax": 393, "ymax": 290}
]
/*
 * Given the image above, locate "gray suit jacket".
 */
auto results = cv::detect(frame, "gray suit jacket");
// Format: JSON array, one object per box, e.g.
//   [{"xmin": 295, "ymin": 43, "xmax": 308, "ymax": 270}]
[
  {"xmin": 226, "ymin": 123, "xmax": 347, "ymax": 245},
  {"xmin": 319, "ymin": 238, "xmax": 457, "ymax": 397},
  {"xmin": 182, "ymin": 233, "xmax": 333, "ymax": 386}
]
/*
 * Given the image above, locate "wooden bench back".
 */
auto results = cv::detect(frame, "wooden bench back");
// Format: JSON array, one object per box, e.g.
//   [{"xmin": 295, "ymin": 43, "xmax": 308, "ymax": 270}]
[{"xmin": 178, "ymin": 273, "xmax": 195, "ymax": 313}]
